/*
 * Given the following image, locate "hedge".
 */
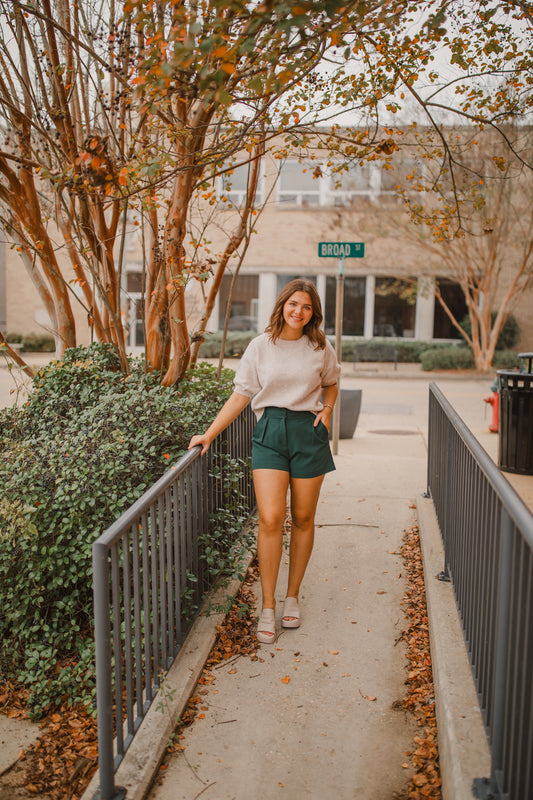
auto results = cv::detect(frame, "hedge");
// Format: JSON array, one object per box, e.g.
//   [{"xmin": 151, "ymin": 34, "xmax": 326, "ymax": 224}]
[
  {"xmin": 420, "ymin": 347, "xmax": 520, "ymax": 371},
  {"xmin": 5, "ymin": 333, "xmax": 55, "ymax": 352}
]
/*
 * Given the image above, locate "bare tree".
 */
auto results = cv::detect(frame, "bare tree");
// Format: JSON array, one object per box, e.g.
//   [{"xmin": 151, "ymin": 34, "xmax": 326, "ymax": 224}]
[{"xmin": 395, "ymin": 144, "xmax": 533, "ymax": 370}]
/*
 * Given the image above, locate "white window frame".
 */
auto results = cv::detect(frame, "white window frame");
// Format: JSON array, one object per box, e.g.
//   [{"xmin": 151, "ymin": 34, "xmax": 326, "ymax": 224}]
[
  {"xmin": 276, "ymin": 159, "xmax": 324, "ymax": 207},
  {"xmin": 217, "ymin": 161, "xmax": 265, "ymax": 207},
  {"xmin": 325, "ymin": 163, "xmax": 385, "ymax": 206}
]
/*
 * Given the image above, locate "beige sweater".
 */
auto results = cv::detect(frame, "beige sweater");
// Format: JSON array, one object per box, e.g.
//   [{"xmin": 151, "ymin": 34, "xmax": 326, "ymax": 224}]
[{"xmin": 233, "ymin": 333, "xmax": 340, "ymax": 420}]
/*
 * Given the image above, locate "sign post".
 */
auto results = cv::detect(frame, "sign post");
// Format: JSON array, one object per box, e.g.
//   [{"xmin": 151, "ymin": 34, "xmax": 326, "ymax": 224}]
[{"xmin": 318, "ymin": 242, "xmax": 365, "ymax": 455}]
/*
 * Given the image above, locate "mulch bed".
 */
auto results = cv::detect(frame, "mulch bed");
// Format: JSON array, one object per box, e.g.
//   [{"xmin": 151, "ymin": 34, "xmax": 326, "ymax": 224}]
[{"xmin": 398, "ymin": 524, "xmax": 442, "ymax": 799}]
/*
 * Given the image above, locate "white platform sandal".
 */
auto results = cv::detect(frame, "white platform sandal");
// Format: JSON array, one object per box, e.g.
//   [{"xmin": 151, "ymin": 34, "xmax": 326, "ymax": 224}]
[{"xmin": 257, "ymin": 608, "xmax": 276, "ymax": 644}]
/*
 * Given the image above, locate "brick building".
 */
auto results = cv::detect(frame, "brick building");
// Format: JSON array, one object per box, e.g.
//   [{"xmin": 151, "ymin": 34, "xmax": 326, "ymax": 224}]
[{"xmin": 1, "ymin": 138, "xmax": 532, "ymax": 353}]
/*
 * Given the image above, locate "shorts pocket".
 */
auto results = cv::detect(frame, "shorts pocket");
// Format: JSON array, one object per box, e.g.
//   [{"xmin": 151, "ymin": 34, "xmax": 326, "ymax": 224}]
[
  {"xmin": 252, "ymin": 415, "xmax": 268, "ymax": 445},
  {"xmin": 314, "ymin": 419, "xmax": 330, "ymax": 441}
]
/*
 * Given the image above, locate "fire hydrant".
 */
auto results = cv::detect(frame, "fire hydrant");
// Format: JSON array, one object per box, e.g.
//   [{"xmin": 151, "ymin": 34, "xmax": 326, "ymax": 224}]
[{"xmin": 484, "ymin": 378, "xmax": 499, "ymax": 433}]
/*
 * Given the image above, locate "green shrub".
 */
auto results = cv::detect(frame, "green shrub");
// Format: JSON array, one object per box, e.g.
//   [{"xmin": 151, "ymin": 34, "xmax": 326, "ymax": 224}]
[
  {"xmin": 420, "ymin": 345, "xmax": 520, "ymax": 371},
  {"xmin": 21, "ymin": 334, "xmax": 56, "ymax": 352},
  {"xmin": 5, "ymin": 333, "xmax": 55, "ymax": 351},
  {"xmin": 460, "ymin": 313, "xmax": 520, "ymax": 351},
  {"xmin": 198, "ymin": 330, "xmax": 256, "ymax": 359},
  {"xmin": 0, "ymin": 344, "xmax": 237, "ymax": 717},
  {"xmin": 492, "ymin": 350, "xmax": 520, "ymax": 370},
  {"xmin": 336, "ymin": 338, "xmax": 451, "ymax": 363},
  {"xmin": 420, "ymin": 346, "xmax": 476, "ymax": 371}
]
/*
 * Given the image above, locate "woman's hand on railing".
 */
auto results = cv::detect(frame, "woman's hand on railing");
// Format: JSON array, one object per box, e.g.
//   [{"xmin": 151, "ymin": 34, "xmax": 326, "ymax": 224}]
[
  {"xmin": 187, "ymin": 392, "xmax": 250, "ymax": 456},
  {"xmin": 188, "ymin": 433, "xmax": 213, "ymax": 456}
]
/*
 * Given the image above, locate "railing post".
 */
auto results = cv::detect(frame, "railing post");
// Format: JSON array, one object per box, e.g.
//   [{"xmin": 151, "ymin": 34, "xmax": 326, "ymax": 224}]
[
  {"xmin": 92, "ymin": 542, "xmax": 126, "ymax": 800},
  {"xmin": 438, "ymin": 422, "xmax": 453, "ymax": 582},
  {"xmin": 426, "ymin": 385, "xmax": 433, "ymax": 500},
  {"xmin": 473, "ymin": 508, "xmax": 512, "ymax": 800}
]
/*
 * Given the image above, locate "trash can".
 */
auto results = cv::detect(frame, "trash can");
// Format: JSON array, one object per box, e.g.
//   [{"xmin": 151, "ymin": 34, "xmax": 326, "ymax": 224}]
[
  {"xmin": 329, "ymin": 388, "xmax": 362, "ymax": 440},
  {"xmin": 497, "ymin": 353, "xmax": 533, "ymax": 475}
]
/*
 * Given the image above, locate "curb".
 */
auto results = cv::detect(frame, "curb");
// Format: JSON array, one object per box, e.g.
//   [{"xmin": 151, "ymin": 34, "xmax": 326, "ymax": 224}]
[
  {"xmin": 341, "ymin": 367, "xmax": 494, "ymax": 381},
  {"xmin": 81, "ymin": 572, "xmax": 248, "ymax": 800},
  {"xmin": 416, "ymin": 496, "xmax": 491, "ymax": 800}
]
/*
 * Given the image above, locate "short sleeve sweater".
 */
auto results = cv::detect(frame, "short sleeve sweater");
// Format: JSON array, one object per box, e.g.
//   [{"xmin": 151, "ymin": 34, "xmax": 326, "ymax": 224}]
[{"xmin": 233, "ymin": 333, "xmax": 340, "ymax": 420}]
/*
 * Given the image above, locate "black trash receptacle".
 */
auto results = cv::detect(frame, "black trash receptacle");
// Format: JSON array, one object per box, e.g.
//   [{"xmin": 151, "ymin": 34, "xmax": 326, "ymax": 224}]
[{"xmin": 497, "ymin": 353, "xmax": 533, "ymax": 475}]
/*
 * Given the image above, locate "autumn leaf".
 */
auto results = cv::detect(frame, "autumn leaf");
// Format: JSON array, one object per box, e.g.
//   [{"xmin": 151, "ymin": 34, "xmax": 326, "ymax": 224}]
[
  {"xmin": 281, "ymin": 675, "xmax": 290, "ymax": 684},
  {"xmin": 400, "ymin": 526, "xmax": 442, "ymax": 798}
]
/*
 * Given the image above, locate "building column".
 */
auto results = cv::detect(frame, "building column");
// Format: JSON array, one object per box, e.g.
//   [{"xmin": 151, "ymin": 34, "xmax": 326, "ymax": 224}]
[
  {"xmin": 364, "ymin": 275, "xmax": 375, "ymax": 339},
  {"xmin": 258, "ymin": 272, "xmax": 277, "ymax": 332},
  {"xmin": 316, "ymin": 274, "xmax": 327, "ymax": 317},
  {"xmin": 416, "ymin": 276, "xmax": 435, "ymax": 341}
]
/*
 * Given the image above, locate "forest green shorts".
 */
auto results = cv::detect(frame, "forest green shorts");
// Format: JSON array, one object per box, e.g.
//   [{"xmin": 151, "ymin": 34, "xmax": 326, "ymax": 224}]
[{"xmin": 252, "ymin": 407, "xmax": 336, "ymax": 479}]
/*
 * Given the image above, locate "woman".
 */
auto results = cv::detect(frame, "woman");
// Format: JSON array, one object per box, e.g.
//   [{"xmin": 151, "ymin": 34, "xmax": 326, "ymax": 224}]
[{"xmin": 188, "ymin": 278, "xmax": 340, "ymax": 643}]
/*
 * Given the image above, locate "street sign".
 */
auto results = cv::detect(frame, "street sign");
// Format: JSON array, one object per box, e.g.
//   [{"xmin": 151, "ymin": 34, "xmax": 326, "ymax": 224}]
[{"xmin": 318, "ymin": 241, "xmax": 365, "ymax": 258}]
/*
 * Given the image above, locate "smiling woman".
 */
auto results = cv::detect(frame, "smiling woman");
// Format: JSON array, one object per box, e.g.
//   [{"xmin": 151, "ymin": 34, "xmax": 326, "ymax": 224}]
[{"xmin": 189, "ymin": 278, "xmax": 340, "ymax": 645}]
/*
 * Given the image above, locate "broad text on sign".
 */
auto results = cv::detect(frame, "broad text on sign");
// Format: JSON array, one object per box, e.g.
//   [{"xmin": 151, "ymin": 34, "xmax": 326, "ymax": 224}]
[{"xmin": 318, "ymin": 242, "xmax": 365, "ymax": 258}]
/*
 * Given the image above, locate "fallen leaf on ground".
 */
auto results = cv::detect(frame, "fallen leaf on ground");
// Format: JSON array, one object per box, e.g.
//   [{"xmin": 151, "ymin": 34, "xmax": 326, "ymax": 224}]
[{"xmin": 399, "ymin": 525, "xmax": 442, "ymax": 799}]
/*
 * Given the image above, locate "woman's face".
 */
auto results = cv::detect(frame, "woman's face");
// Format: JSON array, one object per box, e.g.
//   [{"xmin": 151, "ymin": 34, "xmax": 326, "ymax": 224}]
[{"xmin": 282, "ymin": 291, "xmax": 314, "ymax": 336}]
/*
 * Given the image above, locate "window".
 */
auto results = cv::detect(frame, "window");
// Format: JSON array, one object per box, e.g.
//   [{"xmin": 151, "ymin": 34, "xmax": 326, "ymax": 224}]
[
  {"xmin": 327, "ymin": 163, "xmax": 381, "ymax": 205},
  {"xmin": 374, "ymin": 278, "xmax": 416, "ymax": 337},
  {"xmin": 218, "ymin": 274, "xmax": 259, "ymax": 331},
  {"xmin": 277, "ymin": 160, "xmax": 321, "ymax": 206},
  {"xmin": 324, "ymin": 276, "xmax": 365, "ymax": 336},
  {"xmin": 276, "ymin": 274, "xmax": 317, "ymax": 294},
  {"xmin": 125, "ymin": 271, "xmax": 144, "ymax": 347},
  {"xmin": 433, "ymin": 279, "xmax": 467, "ymax": 339},
  {"xmin": 218, "ymin": 162, "xmax": 263, "ymax": 207}
]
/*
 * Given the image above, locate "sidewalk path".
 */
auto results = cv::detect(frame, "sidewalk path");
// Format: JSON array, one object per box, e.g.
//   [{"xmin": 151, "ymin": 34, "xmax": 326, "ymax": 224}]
[{"xmin": 146, "ymin": 375, "xmax": 441, "ymax": 800}]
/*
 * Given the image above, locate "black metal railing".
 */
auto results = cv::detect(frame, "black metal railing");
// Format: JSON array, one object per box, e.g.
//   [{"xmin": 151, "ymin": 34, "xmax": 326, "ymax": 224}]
[
  {"xmin": 427, "ymin": 383, "xmax": 533, "ymax": 800},
  {"xmin": 92, "ymin": 406, "xmax": 255, "ymax": 800}
]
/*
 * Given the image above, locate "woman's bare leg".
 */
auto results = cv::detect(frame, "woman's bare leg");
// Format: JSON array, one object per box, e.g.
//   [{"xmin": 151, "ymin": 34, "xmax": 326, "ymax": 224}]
[
  {"xmin": 252, "ymin": 469, "xmax": 290, "ymax": 629},
  {"xmin": 284, "ymin": 474, "xmax": 324, "ymax": 618}
]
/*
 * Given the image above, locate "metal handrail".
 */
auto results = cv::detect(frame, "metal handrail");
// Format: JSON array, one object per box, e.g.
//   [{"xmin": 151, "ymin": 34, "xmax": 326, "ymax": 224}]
[
  {"xmin": 92, "ymin": 406, "xmax": 255, "ymax": 800},
  {"xmin": 427, "ymin": 383, "xmax": 533, "ymax": 800}
]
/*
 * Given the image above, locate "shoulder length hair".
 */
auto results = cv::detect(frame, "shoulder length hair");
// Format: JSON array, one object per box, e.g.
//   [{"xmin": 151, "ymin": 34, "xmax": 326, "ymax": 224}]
[{"xmin": 266, "ymin": 278, "xmax": 326, "ymax": 350}]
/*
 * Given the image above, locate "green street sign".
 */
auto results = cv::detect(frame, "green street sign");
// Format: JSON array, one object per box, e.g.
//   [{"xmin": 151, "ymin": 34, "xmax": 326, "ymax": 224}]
[{"xmin": 318, "ymin": 241, "xmax": 365, "ymax": 258}]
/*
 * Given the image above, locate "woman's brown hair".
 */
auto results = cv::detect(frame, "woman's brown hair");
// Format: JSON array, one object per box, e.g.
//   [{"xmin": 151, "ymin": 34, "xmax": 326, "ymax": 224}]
[{"xmin": 265, "ymin": 278, "xmax": 326, "ymax": 350}]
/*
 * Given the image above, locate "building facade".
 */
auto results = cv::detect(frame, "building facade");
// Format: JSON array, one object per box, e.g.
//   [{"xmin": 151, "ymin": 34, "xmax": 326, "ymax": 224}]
[{"xmin": 1, "ymin": 142, "xmax": 532, "ymax": 353}]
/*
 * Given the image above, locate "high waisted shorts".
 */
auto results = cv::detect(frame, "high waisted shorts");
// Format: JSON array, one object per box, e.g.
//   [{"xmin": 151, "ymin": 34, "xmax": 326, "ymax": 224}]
[{"xmin": 251, "ymin": 407, "xmax": 336, "ymax": 479}]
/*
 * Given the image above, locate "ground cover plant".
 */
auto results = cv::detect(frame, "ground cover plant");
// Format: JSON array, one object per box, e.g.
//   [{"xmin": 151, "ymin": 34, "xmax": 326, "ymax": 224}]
[{"xmin": 0, "ymin": 343, "xmax": 240, "ymax": 719}]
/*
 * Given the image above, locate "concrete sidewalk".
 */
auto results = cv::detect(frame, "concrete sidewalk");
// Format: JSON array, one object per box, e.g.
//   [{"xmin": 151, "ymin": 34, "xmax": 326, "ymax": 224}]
[{"xmin": 148, "ymin": 399, "xmax": 426, "ymax": 800}]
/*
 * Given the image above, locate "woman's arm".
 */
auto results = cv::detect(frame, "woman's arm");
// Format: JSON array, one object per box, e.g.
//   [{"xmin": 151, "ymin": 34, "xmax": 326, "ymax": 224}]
[
  {"xmin": 188, "ymin": 392, "xmax": 250, "ymax": 455},
  {"xmin": 314, "ymin": 383, "xmax": 339, "ymax": 431}
]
